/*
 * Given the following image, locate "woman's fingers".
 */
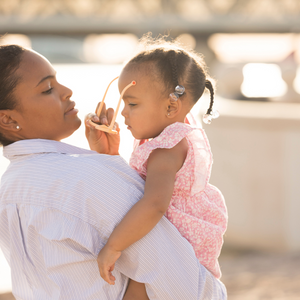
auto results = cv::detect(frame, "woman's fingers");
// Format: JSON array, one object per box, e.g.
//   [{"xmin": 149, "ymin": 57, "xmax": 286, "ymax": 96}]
[
  {"xmin": 112, "ymin": 122, "xmax": 120, "ymax": 132},
  {"xmin": 96, "ymin": 102, "xmax": 108, "ymax": 126},
  {"xmin": 85, "ymin": 113, "xmax": 99, "ymax": 125},
  {"xmin": 106, "ymin": 108, "xmax": 115, "ymax": 125},
  {"xmin": 91, "ymin": 103, "xmax": 117, "ymax": 131},
  {"xmin": 85, "ymin": 103, "xmax": 120, "ymax": 155},
  {"xmin": 85, "ymin": 119, "xmax": 99, "ymax": 130}
]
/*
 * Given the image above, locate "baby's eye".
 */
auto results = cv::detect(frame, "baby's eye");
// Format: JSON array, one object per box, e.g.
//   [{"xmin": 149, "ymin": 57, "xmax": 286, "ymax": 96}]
[
  {"xmin": 43, "ymin": 87, "xmax": 53, "ymax": 94},
  {"xmin": 129, "ymin": 103, "xmax": 136, "ymax": 106}
]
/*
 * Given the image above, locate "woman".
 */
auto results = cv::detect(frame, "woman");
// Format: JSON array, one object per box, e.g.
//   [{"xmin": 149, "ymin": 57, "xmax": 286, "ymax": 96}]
[
  {"xmin": 0, "ymin": 45, "xmax": 116, "ymax": 153},
  {"xmin": 0, "ymin": 45, "xmax": 227, "ymax": 300}
]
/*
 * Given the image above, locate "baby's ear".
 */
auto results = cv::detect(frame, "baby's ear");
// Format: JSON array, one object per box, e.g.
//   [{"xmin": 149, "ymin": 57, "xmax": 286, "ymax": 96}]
[{"xmin": 166, "ymin": 94, "xmax": 182, "ymax": 118}]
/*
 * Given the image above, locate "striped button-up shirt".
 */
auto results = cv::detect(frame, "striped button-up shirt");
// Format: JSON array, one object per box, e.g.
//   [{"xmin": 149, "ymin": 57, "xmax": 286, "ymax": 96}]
[{"xmin": 0, "ymin": 139, "xmax": 226, "ymax": 300}]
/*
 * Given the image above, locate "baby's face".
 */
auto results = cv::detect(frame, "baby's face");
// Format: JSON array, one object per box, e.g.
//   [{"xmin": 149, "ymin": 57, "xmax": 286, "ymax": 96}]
[{"xmin": 118, "ymin": 67, "xmax": 170, "ymax": 140}]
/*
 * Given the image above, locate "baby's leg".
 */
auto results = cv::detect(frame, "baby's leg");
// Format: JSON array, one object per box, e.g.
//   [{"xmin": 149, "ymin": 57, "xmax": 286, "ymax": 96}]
[{"xmin": 123, "ymin": 279, "xmax": 149, "ymax": 300}]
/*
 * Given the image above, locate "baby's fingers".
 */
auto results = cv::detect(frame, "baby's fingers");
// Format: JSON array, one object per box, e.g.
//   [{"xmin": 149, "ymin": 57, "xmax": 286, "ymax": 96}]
[
  {"xmin": 100, "ymin": 266, "xmax": 115, "ymax": 285},
  {"xmin": 108, "ymin": 269, "xmax": 116, "ymax": 285}
]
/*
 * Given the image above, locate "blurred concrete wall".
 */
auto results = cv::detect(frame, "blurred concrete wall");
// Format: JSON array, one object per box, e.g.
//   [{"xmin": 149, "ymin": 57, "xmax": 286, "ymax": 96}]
[
  {"xmin": 1, "ymin": 0, "xmax": 300, "ymax": 34},
  {"xmin": 202, "ymin": 98, "xmax": 300, "ymax": 252}
]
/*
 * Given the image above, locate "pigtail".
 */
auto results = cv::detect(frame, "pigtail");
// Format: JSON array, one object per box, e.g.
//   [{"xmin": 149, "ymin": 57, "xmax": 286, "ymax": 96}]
[
  {"xmin": 205, "ymin": 80, "xmax": 214, "ymax": 115},
  {"xmin": 203, "ymin": 80, "xmax": 219, "ymax": 124}
]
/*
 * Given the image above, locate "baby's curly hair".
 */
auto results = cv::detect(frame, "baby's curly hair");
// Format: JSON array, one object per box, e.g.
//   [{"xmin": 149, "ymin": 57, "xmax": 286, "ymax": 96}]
[{"xmin": 124, "ymin": 33, "xmax": 215, "ymax": 114}]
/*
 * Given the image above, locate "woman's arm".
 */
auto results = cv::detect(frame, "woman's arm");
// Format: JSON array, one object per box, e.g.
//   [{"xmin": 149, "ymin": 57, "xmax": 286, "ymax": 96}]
[{"xmin": 97, "ymin": 139, "xmax": 188, "ymax": 284}]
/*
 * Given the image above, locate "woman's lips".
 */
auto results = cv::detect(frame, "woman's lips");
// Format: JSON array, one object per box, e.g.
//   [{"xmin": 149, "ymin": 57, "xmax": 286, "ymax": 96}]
[
  {"xmin": 65, "ymin": 102, "xmax": 79, "ymax": 115},
  {"xmin": 65, "ymin": 108, "xmax": 79, "ymax": 115}
]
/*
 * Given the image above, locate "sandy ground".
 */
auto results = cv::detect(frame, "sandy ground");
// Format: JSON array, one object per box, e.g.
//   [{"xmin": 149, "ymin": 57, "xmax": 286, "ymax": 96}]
[
  {"xmin": 219, "ymin": 249, "xmax": 300, "ymax": 300},
  {"xmin": 1, "ymin": 250, "xmax": 300, "ymax": 300}
]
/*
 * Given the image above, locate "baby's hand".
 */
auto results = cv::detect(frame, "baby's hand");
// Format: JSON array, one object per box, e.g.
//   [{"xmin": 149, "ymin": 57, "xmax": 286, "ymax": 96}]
[{"xmin": 97, "ymin": 244, "xmax": 122, "ymax": 285}]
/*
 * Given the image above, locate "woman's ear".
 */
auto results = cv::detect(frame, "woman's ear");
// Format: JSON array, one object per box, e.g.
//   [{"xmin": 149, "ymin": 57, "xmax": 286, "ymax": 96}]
[
  {"xmin": 0, "ymin": 111, "xmax": 20, "ymax": 132},
  {"xmin": 166, "ymin": 95, "xmax": 182, "ymax": 118}
]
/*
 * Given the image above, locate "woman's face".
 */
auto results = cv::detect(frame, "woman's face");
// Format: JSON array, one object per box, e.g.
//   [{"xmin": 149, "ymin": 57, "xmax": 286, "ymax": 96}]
[{"xmin": 11, "ymin": 50, "xmax": 81, "ymax": 141}]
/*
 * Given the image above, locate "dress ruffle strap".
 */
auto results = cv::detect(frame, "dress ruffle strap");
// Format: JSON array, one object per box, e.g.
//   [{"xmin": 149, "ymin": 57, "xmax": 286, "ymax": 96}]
[
  {"xmin": 130, "ymin": 123, "xmax": 194, "ymax": 175},
  {"xmin": 188, "ymin": 129, "xmax": 212, "ymax": 196}
]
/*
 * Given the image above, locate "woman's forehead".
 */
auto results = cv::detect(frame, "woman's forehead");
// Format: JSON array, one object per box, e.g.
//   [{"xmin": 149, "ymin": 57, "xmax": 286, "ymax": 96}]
[{"xmin": 17, "ymin": 50, "xmax": 55, "ymax": 85}]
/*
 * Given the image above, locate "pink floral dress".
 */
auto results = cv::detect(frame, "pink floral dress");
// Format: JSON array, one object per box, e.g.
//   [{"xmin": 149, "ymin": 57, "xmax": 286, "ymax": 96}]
[{"xmin": 129, "ymin": 122, "xmax": 228, "ymax": 279}]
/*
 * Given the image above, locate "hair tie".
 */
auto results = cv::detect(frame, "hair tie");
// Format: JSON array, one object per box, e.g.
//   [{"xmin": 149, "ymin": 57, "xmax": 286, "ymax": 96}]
[{"xmin": 169, "ymin": 85, "xmax": 185, "ymax": 101}]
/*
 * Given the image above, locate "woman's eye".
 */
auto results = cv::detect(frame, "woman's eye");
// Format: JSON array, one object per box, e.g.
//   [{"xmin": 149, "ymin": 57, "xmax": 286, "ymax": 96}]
[
  {"xmin": 43, "ymin": 87, "xmax": 53, "ymax": 94},
  {"xmin": 129, "ymin": 103, "xmax": 136, "ymax": 106}
]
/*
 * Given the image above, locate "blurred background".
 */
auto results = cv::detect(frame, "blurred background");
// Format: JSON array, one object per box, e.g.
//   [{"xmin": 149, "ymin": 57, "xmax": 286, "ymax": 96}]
[{"xmin": 0, "ymin": 0, "xmax": 300, "ymax": 299}]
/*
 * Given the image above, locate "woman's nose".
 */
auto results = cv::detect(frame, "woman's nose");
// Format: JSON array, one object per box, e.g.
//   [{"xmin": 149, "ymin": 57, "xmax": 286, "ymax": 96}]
[{"xmin": 61, "ymin": 84, "xmax": 73, "ymax": 101}]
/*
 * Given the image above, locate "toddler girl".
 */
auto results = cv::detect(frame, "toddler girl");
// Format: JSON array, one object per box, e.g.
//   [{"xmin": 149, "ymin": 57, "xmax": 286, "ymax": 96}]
[{"xmin": 96, "ymin": 37, "xmax": 228, "ymax": 299}]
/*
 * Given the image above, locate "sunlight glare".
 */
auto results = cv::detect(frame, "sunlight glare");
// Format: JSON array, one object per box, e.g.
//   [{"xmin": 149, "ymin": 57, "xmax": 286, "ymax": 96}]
[
  {"xmin": 208, "ymin": 34, "xmax": 295, "ymax": 63},
  {"xmin": 0, "ymin": 34, "xmax": 31, "ymax": 49},
  {"xmin": 84, "ymin": 34, "xmax": 138, "ymax": 64},
  {"xmin": 294, "ymin": 66, "xmax": 300, "ymax": 94},
  {"xmin": 176, "ymin": 33, "xmax": 196, "ymax": 49},
  {"xmin": 241, "ymin": 63, "xmax": 287, "ymax": 98}
]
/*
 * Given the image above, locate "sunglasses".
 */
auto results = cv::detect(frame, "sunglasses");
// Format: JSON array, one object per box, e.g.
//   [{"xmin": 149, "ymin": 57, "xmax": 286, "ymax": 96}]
[{"xmin": 90, "ymin": 76, "xmax": 136, "ymax": 134}]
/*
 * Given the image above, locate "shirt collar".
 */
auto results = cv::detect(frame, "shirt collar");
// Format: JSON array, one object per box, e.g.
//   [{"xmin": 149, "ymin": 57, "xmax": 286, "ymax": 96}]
[{"xmin": 3, "ymin": 139, "xmax": 95, "ymax": 160}]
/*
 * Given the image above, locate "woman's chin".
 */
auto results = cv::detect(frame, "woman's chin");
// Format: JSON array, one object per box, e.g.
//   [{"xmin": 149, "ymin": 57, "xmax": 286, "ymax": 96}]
[
  {"xmin": 70, "ymin": 118, "xmax": 82, "ymax": 133},
  {"xmin": 59, "ymin": 118, "xmax": 82, "ymax": 141},
  {"xmin": 75, "ymin": 117, "xmax": 82, "ymax": 128}
]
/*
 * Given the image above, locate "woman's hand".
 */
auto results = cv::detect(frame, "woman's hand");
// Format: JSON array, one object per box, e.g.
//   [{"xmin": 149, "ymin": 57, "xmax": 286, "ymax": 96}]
[
  {"xmin": 97, "ymin": 244, "xmax": 121, "ymax": 285},
  {"xmin": 85, "ymin": 102, "xmax": 120, "ymax": 155}
]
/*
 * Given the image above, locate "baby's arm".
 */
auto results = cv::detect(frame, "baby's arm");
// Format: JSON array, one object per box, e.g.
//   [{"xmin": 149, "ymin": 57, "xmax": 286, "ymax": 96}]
[{"xmin": 97, "ymin": 139, "xmax": 188, "ymax": 285}]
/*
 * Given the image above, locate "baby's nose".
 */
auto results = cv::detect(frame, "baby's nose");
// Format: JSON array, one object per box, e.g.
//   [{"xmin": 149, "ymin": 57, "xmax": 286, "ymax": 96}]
[{"xmin": 121, "ymin": 107, "xmax": 126, "ymax": 117}]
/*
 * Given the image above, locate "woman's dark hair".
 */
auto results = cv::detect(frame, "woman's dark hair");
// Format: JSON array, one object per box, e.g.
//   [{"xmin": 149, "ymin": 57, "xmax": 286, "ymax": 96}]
[
  {"xmin": 0, "ymin": 44, "xmax": 25, "ymax": 146},
  {"xmin": 124, "ymin": 34, "xmax": 215, "ymax": 114}
]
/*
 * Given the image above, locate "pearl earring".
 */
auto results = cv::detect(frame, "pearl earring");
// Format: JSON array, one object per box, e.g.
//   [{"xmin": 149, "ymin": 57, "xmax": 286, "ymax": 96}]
[{"xmin": 16, "ymin": 125, "xmax": 20, "ymax": 129}]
